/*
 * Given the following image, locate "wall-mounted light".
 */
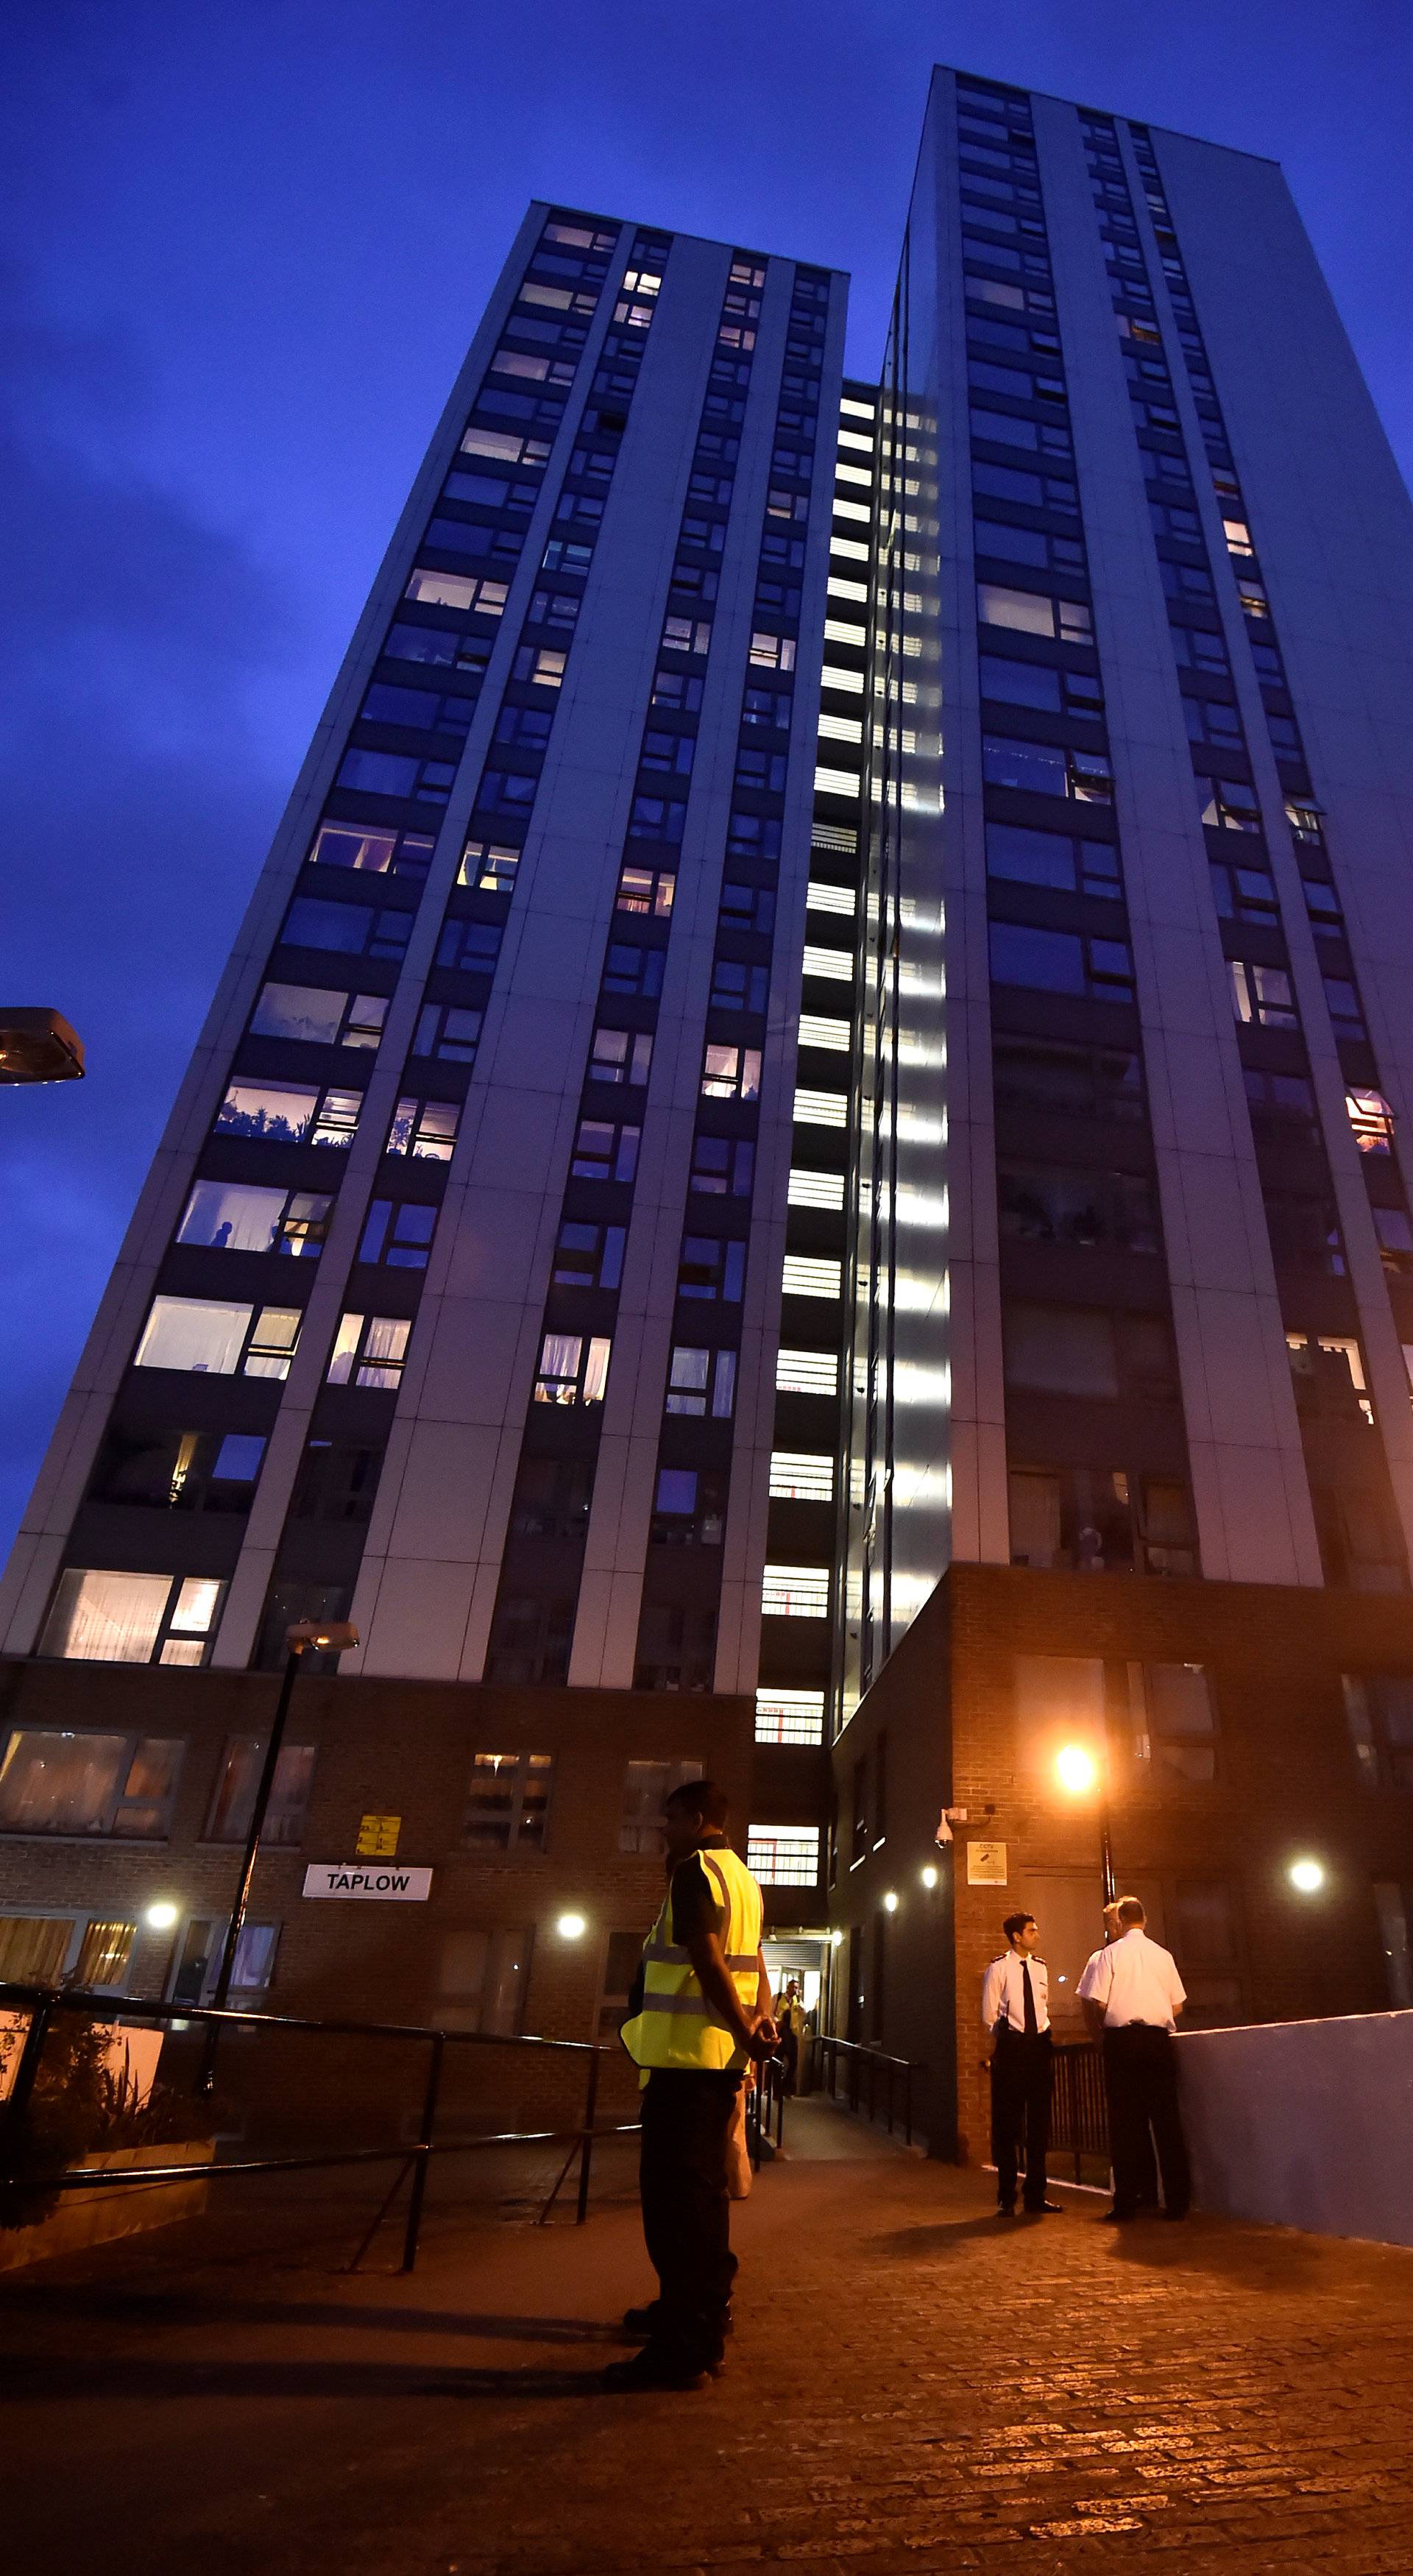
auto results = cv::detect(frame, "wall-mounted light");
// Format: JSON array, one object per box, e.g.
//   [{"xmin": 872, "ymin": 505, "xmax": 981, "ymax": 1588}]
[
  {"xmin": 1055, "ymin": 1743, "xmax": 1099, "ymax": 1797},
  {"xmin": 556, "ymin": 1911, "xmax": 587, "ymax": 1941},
  {"xmin": 829, "ymin": 1928, "xmax": 844, "ymax": 1948},
  {"xmin": 1288, "ymin": 1858, "xmax": 1325, "ymax": 1894},
  {"xmin": 882, "ymin": 1891, "xmax": 899, "ymax": 1914},
  {"xmin": 920, "ymin": 1865, "xmax": 938, "ymax": 1889},
  {"xmin": 144, "ymin": 1901, "xmax": 179, "ymax": 1931}
]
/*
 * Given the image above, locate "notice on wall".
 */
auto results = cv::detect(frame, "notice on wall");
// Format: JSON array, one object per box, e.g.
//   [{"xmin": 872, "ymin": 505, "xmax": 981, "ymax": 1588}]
[
  {"xmin": 302, "ymin": 1863, "xmax": 432, "ymax": 1903},
  {"xmin": 966, "ymin": 1840, "xmax": 1008, "ymax": 1886},
  {"xmin": 355, "ymin": 1813, "xmax": 402, "ymax": 1857}
]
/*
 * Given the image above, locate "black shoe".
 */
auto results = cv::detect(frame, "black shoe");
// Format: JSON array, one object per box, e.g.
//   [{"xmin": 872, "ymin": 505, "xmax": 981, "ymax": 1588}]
[
  {"xmin": 1100, "ymin": 2208, "xmax": 1138, "ymax": 2223},
  {"xmin": 603, "ymin": 2349, "xmax": 713, "ymax": 2393},
  {"xmin": 622, "ymin": 2301, "xmax": 732, "ymax": 2338},
  {"xmin": 1023, "ymin": 2201, "xmax": 1064, "ymax": 2215},
  {"xmin": 997, "ymin": 2201, "xmax": 1017, "ymax": 2218}
]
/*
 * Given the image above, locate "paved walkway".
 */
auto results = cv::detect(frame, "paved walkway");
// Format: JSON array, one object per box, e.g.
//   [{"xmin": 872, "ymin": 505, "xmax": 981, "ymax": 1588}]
[{"xmin": 1, "ymin": 2106, "xmax": 1410, "ymax": 2575}]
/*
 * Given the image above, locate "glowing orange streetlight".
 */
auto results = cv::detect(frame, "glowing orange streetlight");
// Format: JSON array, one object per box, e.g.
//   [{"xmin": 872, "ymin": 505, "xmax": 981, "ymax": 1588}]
[{"xmin": 1055, "ymin": 1741, "xmax": 1116, "ymax": 1905}]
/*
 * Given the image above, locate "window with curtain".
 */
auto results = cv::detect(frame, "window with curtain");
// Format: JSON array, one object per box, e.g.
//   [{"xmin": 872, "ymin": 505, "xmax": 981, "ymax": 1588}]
[
  {"xmin": 0, "ymin": 1730, "xmax": 183, "ymax": 1837},
  {"xmin": 204, "ymin": 1740, "xmax": 317, "ymax": 1847}
]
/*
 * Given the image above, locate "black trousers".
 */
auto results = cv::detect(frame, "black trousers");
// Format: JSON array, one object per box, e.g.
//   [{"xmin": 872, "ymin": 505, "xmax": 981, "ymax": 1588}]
[
  {"xmin": 990, "ymin": 2028, "xmax": 1052, "ymax": 2208},
  {"xmin": 1102, "ymin": 2025, "xmax": 1191, "ymax": 2216},
  {"xmin": 638, "ymin": 2069, "xmax": 742, "ymax": 2368}
]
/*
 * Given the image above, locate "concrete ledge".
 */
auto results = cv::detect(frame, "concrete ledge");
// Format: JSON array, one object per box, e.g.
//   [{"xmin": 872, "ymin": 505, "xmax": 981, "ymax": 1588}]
[
  {"xmin": 0, "ymin": 2142, "xmax": 213, "ymax": 2273},
  {"xmin": 1178, "ymin": 2009, "xmax": 1413, "ymax": 2245}
]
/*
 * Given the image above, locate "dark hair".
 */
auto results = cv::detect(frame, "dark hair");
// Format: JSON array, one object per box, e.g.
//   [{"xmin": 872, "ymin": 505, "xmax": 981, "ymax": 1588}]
[
  {"xmin": 664, "ymin": 1776, "xmax": 729, "ymax": 1828},
  {"xmin": 1116, "ymin": 1894, "xmax": 1146, "ymax": 1927},
  {"xmin": 1002, "ymin": 1911, "xmax": 1036, "ymax": 1944}
]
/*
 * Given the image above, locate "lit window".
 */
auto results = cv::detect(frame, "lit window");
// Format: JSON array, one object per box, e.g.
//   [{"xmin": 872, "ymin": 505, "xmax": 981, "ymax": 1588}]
[
  {"xmin": 462, "ymin": 1752, "xmax": 555, "ymax": 1850},
  {"xmin": 590, "ymin": 1027, "xmax": 654, "ymax": 1087},
  {"xmin": 769, "ymin": 1453, "xmax": 835, "ymax": 1500},
  {"xmin": 802, "ymin": 944, "xmax": 852, "ymax": 983},
  {"xmin": 754, "ymin": 1691, "xmax": 826, "ymax": 1747},
  {"xmin": 386, "ymin": 1097, "xmax": 461, "ymax": 1160},
  {"xmin": 788, "ymin": 1168, "xmax": 845, "ymax": 1211},
  {"xmin": 761, "ymin": 1564, "xmax": 830, "ymax": 1617},
  {"xmin": 35, "ymin": 1568, "xmax": 225, "ymax": 1671},
  {"xmin": 798, "ymin": 1014, "xmax": 850, "ymax": 1052},
  {"xmin": 1347, "ymin": 1089, "xmax": 1395, "ymax": 1154},
  {"xmin": 794, "ymin": 1087, "xmax": 847, "ymax": 1128},
  {"xmin": 327, "ymin": 1313, "xmax": 412, "ymax": 1391},
  {"xmin": 133, "ymin": 1295, "xmax": 301, "ymax": 1381},
  {"xmin": 814, "ymin": 765, "xmax": 860, "ymax": 797},
  {"xmin": 818, "ymin": 712, "xmax": 863, "ymax": 746},
  {"xmin": 776, "ymin": 1347, "xmax": 837, "ymax": 1395},
  {"xmin": 1130, "ymin": 1663, "xmax": 1217, "ymax": 1782},
  {"xmin": 457, "ymin": 840, "xmax": 521, "ymax": 891},
  {"xmin": 807, "ymin": 880, "xmax": 856, "ymax": 915},
  {"xmin": 404, "ymin": 568, "xmax": 508, "ymax": 615},
  {"xmin": 701, "ymin": 1043, "xmax": 762, "ymax": 1101},
  {"xmin": 534, "ymin": 1332, "xmax": 611, "ymax": 1406},
  {"xmin": 748, "ymin": 631, "xmax": 796, "ymax": 670},
  {"xmin": 0, "ymin": 1724, "xmax": 185, "ymax": 1834},
  {"xmin": 1229, "ymin": 958, "xmax": 1297, "ymax": 1029},
  {"xmin": 243, "ymin": 1308, "xmax": 302, "ymax": 1381},
  {"xmin": 782, "ymin": 1256, "xmax": 842, "ymax": 1300},
  {"xmin": 747, "ymin": 1825, "xmax": 821, "ymax": 1886},
  {"xmin": 665, "ymin": 1346, "xmax": 737, "ymax": 1418}
]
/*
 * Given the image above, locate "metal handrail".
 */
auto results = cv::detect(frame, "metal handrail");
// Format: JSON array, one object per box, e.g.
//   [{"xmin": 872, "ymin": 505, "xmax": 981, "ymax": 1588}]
[
  {"xmin": 0, "ymin": 1978, "xmax": 634, "ymax": 2268},
  {"xmin": 811, "ymin": 2033, "xmax": 922, "ymax": 2146}
]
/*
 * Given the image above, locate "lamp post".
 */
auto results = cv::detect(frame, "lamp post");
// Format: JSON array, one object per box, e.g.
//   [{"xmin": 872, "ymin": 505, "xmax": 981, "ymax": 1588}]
[
  {"xmin": 1055, "ymin": 1742, "xmax": 1116, "ymax": 1907},
  {"xmin": 198, "ymin": 1618, "xmax": 358, "ymax": 2091},
  {"xmin": 0, "ymin": 1008, "xmax": 85, "ymax": 1084}
]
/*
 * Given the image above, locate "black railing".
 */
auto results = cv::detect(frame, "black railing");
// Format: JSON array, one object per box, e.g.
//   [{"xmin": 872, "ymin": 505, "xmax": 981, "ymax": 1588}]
[
  {"xmin": 745, "ymin": 2053, "xmax": 786, "ymax": 2165},
  {"xmin": 1047, "ymin": 2039, "xmax": 1109, "ymax": 2182},
  {"xmin": 0, "ymin": 1980, "xmax": 638, "ymax": 2270},
  {"xmin": 810, "ymin": 2034, "xmax": 920, "ymax": 2145}
]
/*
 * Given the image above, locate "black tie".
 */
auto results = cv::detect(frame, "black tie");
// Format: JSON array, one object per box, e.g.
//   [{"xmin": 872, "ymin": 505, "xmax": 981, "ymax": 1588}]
[{"xmin": 1021, "ymin": 1960, "xmax": 1038, "ymax": 2035}]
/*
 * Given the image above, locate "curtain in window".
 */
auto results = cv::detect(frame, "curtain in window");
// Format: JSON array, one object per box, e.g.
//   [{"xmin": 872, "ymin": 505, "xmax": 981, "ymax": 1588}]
[
  {"xmin": 75, "ymin": 1919, "xmax": 136, "ymax": 1986},
  {"xmin": 134, "ymin": 1298, "xmax": 249, "ymax": 1376},
  {"xmin": 38, "ymin": 1568, "xmax": 172, "ymax": 1663},
  {"xmin": 0, "ymin": 1916, "xmax": 73, "ymax": 1981},
  {"xmin": 0, "ymin": 1730, "xmax": 129, "ymax": 1833}
]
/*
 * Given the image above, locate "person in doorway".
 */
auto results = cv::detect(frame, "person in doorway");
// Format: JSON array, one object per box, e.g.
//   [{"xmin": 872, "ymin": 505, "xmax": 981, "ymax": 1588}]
[
  {"xmin": 776, "ymin": 1979, "xmax": 808, "ymax": 2094},
  {"xmin": 609, "ymin": 1777, "xmax": 776, "ymax": 2391},
  {"xmin": 1077, "ymin": 1894, "xmax": 1191, "ymax": 2222},
  {"xmin": 1080, "ymin": 1903, "xmax": 1157, "ymax": 2212},
  {"xmin": 981, "ymin": 1911, "xmax": 1063, "ymax": 2216}
]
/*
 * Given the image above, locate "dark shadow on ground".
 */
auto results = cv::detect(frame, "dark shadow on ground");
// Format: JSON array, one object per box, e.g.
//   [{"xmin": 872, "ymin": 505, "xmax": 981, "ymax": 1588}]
[
  {"xmin": 1101, "ymin": 2210, "xmax": 1335, "ymax": 2290},
  {"xmin": 0, "ymin": 2285, "xmax": 626, "ymax": 2343},
  {"xmin": 869, "ymin": 2212, "xmax": 1021, "ymax": 2257},
  {"xmin": 0, "ymin": 2354, "xmax": 615, "ymax": 2402}
]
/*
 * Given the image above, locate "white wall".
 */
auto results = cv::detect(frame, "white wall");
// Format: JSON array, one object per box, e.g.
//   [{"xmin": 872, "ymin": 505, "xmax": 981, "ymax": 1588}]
[{"xmin": 1177, "ymin": 2009, "xmax": 1413, "ymax": 2246}]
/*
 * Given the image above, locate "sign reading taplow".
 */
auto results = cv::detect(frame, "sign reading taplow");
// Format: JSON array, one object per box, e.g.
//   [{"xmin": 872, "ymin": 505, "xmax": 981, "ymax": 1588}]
[{"xmin": 302, "ymin": 1862, "xmax": 433, "ymax": 1903}]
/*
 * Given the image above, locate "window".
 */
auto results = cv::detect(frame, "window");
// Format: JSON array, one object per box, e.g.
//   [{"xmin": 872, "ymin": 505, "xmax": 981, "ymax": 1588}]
[
  {"xmin": 88, "ymin": 1426, "xmax": 267, "ymax": 1515},
  {"xmin": 748, "ymin": 631, "xmax": 796, "ymax": 670},
  {"xmin": 411, "ymin": 1002, "xmax": 483, "ymax": 1061},
  {"xmin": 665, "ymin": 1345, "xmax": 737, "ymax": 1418},
  {"xmin": 571, "ymin": 1119, "xmax": 640, "ymax": 1183},
  {"xmin": 1229, "ymin": 958, "xmax": 1297, "ymax": 1029},
  {"xmin": 754, "ymin": 1690, "xmax": 826, "ymax": 1747},
  {"xmin": 769, "ymin": 1452, "xmax": 835, "ymax": 1500},
  {"xmin": 1184, "ymin": 696, "xmax": 1244, "ymax": 749},
  {"xmin": 360, "ymin": 679, "xmax": 476, "ymax": 738},
  {"xmin": 0, "ymin": 1728, "xmax": 183, "ymax": 1837},
  {"xmin": 1131, "ymin": 1664, "xmax": 1217, "ymax": 1781},
  {"xmin": 1201, "ymin": 779, "xmax": 1263, "ymax": 834},
  {"xmin": 288, "ymin": 1440, "xmax": 384, "ymax": 1524},
  {"xmin": 176, "ymin": 1181, "xmax": 333, "ymax": 1259},
  {"xmin": 983, "ymin": 735, "xmax": 1111, "ymax": 802},
  {"xmin": 602, "ymin": 941, "xmax": 665, "ymax": 1000},
  {"xmin": 1209, "ymin": 858, "xmax": 1278, "ymax": 924},
  {"xmin": 974, "ymin": 518, "xmax": 1084, "ymax": 575},
  {"xmin": 436, "ymin": 918, "xmax": 503, "ymax": 976},
  {"xmin": 216, "ymin": 1078, "xmax": 362, "ymax": 1148},
  {"xmin": 977, "ymin": 583, "xmax": 1090, "ymax": 641},
  {"xmin": 748, "ymin": 1825, "xmax": 821, "ymax": 1888},
  {"xmin": 616, "ymin": 861, "xmax": 676, "ymax": 916},
  {"xmin": 998, "ymin": 1164, "xmax": 1159, "ymax": 1255},
  {"xmin": 283, "ymin": 895, "xmax": 414, "ymax": 959},
  {"xmin": 978, "ymin": 657, "xmax": 1103, "ymax": 719},
  {"xmin": 989, "ymin": 922, "xmax": 1133, "ymax": 1001},
  {"xmin": 534, "ymin": 1331, "xmax": 611, "ymax": 1406},
  {"xmin": 788, "ymin": 1167, "xmax": 844, "ymax": 1210},
  {"xmin": 662, "ymin": 615, "xmax": 713, "ymax": 656},
  {"xmin": 1342, "ymin": 1676, "xmax": 1413, "ymax": 1791},
  {"xmin": 589, "ymin": 1027, "xmax": 654, "ymax": 1088},
  {"xmin": 619, "ymin": 1758, "xmax": 704, "ymax": 1855},
  {"xmin": 462, "ymin": 1752, "xmax": 555, "ymax": 1850},
  {"xmin": 1242, "ymin": 1066, "xmax": 1317, "ymax": 1133},
  {"xmin": 386, "ymin": 1097, "xmax": 461, "ymax": 1160},
  {"xmin": 249, "ymin": 984, "xmax": 388, "ymax": 1050},
  {"xmin": 1007, "ymin": 1467, "xmax": 1194, "ymax": 1577},
  {"xmin": 434, "ymin": 1928, "xmax": 534, "ymax": 2034},
  {"xmin": 690, "ymin": 1135, "xmax": 754, "ymax": 1197},
  {"xmin": 1264, "ymin": 1194, "xmax": 1346, "ymax": 1275},
  {"xmin": 308, "ymin": 821, "xmax": 433, "ymax": 880},
  {"xmin": 701, "ymin": 1043, "xmax": 761, "ymax": 1102},
  {"xmin": 327, "ymin": 1313, "xmax": 412, "ymax": 1391},
  {"xmin": 782, "ymin": 1255, "xmax": 841, "ymax": 1301},
  {"xmin": 205, "ymin": 1739, "xmax": 316, "ymax": 1846},
  {"xmin": 457, "ymin": 839, "xmax": 521, "ymax": 892},
  {"xmin": 776, "ymin": 1347, "xmax": 838, "ymax": 1396},
  {"xmin": 133, "ymin": 1295, "xmax": 302, "ymax": 1381},
  {"xmin": 628, "ymin": 793, "xmax": 687, "ymax": 843},
  {"xmin": 551, "ymin": 1221, "xmax": 625, "ymax": 1292},
  {"xmin": 762, "ymin": 1564, "xmax": 829, "ymax": 1617},
  {"xmin": 994, "ymin": 1036, "xmax": 1143, "ymax": 1122},
  {"xmin": 383, "ymin": 620, "xmax": 492, "ymax": 676},
  {"xmin": 357, "ymin": 1199, "xmax": 438, "ymax": 1269},
  {"xmin": 793, "ymin": 1086, "xmax": 848, "ymax": 1128},
  {"xmin": 986, "ymin": 821, "xmax": 1119, "ymax": 898},
  {"xmin": 798, "ymin": 1013, "xmax": 850, "ymax": 1052},
  {"xmin": 403, "ymin": 567, "xmax": 509, "ymax": 616},
  {"xmin": 651, "ymin": 1467, "xmax": 727, "ymax": 1546},
  {"xmin": 710, "ymin": 959, "xmax": 770, "ymax": 1013},
  {"xmin": 677, "ymin": 1235, "xmax": 746, "ymax": 1301}
]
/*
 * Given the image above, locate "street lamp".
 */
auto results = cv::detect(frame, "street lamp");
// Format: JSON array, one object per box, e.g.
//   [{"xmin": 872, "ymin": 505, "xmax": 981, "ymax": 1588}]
[
  {"xmin": 1289, "ymin": 1857, "xmax": 1325, "ymax": 1894},
  {"xmin": 198, "ymin": 1618, "xmax": 358, "ymax": 2090},
  {"xmin": 0, "ymin": 1007, "xmax": 85, "ymax": 1084},
  {"xmin": 1055, "ymin": 1741, "xmax": 1116, "ymax": 1906}
]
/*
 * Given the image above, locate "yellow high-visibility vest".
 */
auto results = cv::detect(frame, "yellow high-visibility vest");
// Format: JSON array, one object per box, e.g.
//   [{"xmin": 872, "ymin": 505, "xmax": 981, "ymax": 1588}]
[{"xmin": 620, "ymin": 1841, "xmax": 763, "ymax": 2073}]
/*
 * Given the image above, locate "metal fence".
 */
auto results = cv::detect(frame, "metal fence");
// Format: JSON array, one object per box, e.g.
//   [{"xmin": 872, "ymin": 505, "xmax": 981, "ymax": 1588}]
[
  {"xmin": 1047, "ymin": 2039, "xmax": 1110, "ymax": 2182},
  {"xmin": 0, "ymin": 1979, "xmax": 639, "ymax": 2271},
  {"xmin": 810, "ymin": 2034, "xmax": 920, "ymax": 2145}
]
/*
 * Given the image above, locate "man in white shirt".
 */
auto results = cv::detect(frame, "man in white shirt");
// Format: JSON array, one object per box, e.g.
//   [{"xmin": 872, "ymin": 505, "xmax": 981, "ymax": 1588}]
[
  {"xmin": 981, "ymin": 1911, "xmax": 1062, "ymax": 2217},
  {"xmin": 1079, "ymin": 1903, "xmax": 1156, "ymax": 2210},
  {"xmin": 1077, "ymin": 1896, "xmax": 1191, "ymax": 2222}
]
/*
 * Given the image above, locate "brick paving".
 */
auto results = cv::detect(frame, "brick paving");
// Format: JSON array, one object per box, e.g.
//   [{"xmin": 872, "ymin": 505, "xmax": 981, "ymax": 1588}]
[{"xmin": 1, "ymin": 2109, "xmax": 1410, "ymax": 2575}]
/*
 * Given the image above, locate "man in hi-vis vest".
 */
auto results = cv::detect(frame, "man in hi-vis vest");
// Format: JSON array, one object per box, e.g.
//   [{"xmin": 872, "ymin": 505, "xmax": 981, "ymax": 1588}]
[{"xmin": 608, "ymin": 1777, "xmax": 776, "ymax": 2391}]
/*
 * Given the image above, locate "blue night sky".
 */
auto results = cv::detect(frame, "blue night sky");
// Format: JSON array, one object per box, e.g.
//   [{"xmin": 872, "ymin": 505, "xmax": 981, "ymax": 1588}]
[{"xmin": 2, "ymin": 0, "xmax": 1411, "ymax": 1560}]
